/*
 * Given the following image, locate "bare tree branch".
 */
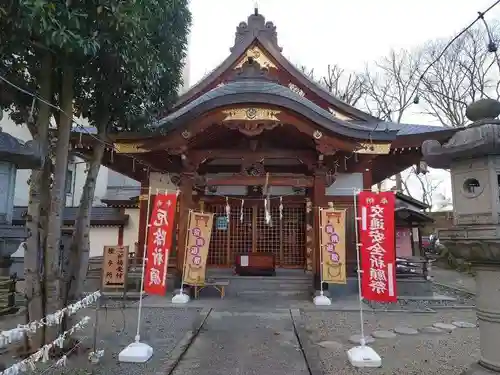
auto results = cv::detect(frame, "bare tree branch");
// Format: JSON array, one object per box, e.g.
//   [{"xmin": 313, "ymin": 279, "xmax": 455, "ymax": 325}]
[{"xmin": 418, "ymin": 25, "xmax": 500, "ymax": 127}]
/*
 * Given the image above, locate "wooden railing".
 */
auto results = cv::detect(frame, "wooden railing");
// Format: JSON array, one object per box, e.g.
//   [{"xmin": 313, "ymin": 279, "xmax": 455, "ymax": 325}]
[
  {"xmin": 395, "ymin": 256, "xmax": 433, "ymax": 280},
  {"xmin": 0, "ymin": 275, "xmax": 18, "ymax": 315},
  {"xmin": 348, "ymin": 257, "xmax": 433, "ymax": 281}
]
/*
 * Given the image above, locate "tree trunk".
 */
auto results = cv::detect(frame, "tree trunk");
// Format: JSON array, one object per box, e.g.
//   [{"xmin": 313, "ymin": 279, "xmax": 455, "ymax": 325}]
[
  {"xmin": 65, "ymin": 123, "xmax": 106, "ymax": 306},
  {"xmin": 45, "ymin": 64, "xmax": 74, "ymax": 330},
  {"xmin": 24, "ymin": 53, "xmax": 52, "ymax": 349}
]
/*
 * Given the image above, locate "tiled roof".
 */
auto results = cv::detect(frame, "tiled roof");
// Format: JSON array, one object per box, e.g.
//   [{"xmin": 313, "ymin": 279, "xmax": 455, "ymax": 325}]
[
  {"xmin": 101, "ymin": 186, "xmax": 141, "ymax": 205},
  {"xmin": 156, "ymin": 80, "xmax": 402, "ymax": 141},
  {"xmin": 157, "ymin": 77, "xmax": 454, "ymax": 142},
  {"xmin": 12, "ymin": 206, "xmax": 129, "ymax": 226},
  {"xmin": 396, "ymin": 124, "xmax": 450, "ymax": 136}
]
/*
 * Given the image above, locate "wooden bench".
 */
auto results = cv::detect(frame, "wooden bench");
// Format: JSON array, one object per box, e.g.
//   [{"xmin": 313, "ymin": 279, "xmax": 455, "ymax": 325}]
[{"xmin": 193, "ymin": 280, "xmax": 229, "ymax": 299}]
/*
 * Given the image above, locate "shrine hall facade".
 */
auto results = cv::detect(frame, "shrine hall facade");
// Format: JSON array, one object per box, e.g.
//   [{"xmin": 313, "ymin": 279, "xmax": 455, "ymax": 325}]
[{"xmin": 71, "ymin": 10, "xmax": 456, "ymax": 281}]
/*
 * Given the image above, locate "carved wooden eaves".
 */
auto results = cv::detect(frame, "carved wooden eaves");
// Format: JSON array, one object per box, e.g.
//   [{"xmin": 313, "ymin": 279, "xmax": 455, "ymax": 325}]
[
  {"xmin": 114, "ymin": 142, "xmax": 149, "ymax": 154},
  {"xmin": 355, "ymin": 142, "xmax": 391, "ymax": 155},
  {"xmin": 234, "ymin": 46, "xmax": 277, "ymax": 70},
  {"xmin": 221, "ymin": 107, "xmax": 281, "ymax": 137}
]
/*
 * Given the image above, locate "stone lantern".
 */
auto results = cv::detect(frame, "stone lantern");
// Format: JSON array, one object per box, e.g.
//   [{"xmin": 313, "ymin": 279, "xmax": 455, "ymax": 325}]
[
  {"xmin": 422, "ymin": 98, "xmax": 500, "ymax": 375},
  {"xmin": 0, "ymin": 126, "xmax": 42, "ymax": 276}
]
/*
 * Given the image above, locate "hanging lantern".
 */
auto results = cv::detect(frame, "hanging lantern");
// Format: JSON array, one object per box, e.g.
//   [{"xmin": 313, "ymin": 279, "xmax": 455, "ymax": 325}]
[
  {"xmin": 240, "ymin": 199, "xmax": 244, "ymax": 222},
  {"xmin": 225, "ymin": 197, "xmax": 231, "ymax": 222},
  {"xmin": 279, "ymin": 196, "xmax": 283, "ymax": 221}
]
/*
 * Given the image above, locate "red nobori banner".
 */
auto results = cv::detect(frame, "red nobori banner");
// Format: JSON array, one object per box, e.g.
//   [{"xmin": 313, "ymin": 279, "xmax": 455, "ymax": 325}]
[
  {"xmin": 358, "ymin": 191, "xmax": 397, "ymax": 302},
  {"xmin": 144, "ymin": 193, "xmax": 178, "ymax": 295}
]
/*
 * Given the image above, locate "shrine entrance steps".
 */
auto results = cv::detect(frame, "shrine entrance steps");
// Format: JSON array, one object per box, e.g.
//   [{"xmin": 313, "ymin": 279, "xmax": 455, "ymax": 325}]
[{"xmin": 204, "ymin": 269, "xmax": 313, "ymax": 300}]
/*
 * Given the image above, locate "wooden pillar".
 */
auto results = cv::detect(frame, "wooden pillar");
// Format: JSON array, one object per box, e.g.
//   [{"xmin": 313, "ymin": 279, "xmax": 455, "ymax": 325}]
[
  {"xmin": 176, "ymin": 172, "xmax": 194, "ymax": 272},
  {"xmin": 362, "ymin": 167, "xmax": 373, "ymax": 190},
  {"xmin": 312, "ymin": 170, "xmax": 326, "ymax": 289},
  {"xmin": 137, "ymin": 180, "xmax": 150, "ymax": 258}
]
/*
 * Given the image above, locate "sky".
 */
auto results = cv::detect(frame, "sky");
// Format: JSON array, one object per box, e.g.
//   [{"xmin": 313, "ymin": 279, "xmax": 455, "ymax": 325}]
[
  {"xmin": 185, "ymin": 0, "xmax": 500, "ymax": 208},
  {"xmin": 188, "ymin": 0, "xmax": 500, "ymax": 82}
]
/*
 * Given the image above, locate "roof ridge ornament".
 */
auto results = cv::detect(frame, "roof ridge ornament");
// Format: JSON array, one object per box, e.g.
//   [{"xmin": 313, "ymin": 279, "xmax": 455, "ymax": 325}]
[
  {"xmin": 227, "ymin": 58, "xmax": 277, "ymax": 83},
  {"xmin": 231, "ymin": 10, "xmax": 281, "ymax": 52}
]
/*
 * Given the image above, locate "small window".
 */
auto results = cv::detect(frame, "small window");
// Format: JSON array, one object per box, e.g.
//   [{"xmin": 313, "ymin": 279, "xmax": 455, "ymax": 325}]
[{"xmin": 462, "ymin": 178, "xmax": 483, "ymax": 198}]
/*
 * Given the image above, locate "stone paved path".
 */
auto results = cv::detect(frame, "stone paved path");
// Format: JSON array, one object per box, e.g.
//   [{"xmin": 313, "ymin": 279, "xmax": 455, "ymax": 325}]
[
  {"xmin": 431, "ymin": 266, "xmax": 476, "ymax": 294},
  {"xmin": 171, "ymin": 308, "xmax": 309, "ymax": 375}
]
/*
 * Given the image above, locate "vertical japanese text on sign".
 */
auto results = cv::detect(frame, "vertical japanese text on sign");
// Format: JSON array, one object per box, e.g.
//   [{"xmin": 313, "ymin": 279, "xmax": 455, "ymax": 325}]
[
  {"xmin": 319, "ymin": 208, "xmax": 347, "ymax": 284},
  {"xmin": 144, "ymin": 193, "xmax": 178, "ymax": 296},
  {"xmin": 182, "ymin": 212, "xmax": 214, "ymax": 286},
  {"xmin": 102, "ymin": 246, "xmax": 129, "ymax": 289},
  {"xmin": 358, "ymin": 191, "xmax": 397, "ymax": 302}
]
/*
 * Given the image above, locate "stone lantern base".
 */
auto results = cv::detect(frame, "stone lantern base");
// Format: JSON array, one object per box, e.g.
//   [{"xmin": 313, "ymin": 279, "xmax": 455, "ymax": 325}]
[
  {"xmin": 463, "ymin": 363, "xmax": 500, "ymax": 375},
  {"xmin": 438, "ymin": 229, "xmax": 500, "ymax": 374},
  {"xmin": 462, "ymin": 262, "xmax": 500, "ymax": 375}
]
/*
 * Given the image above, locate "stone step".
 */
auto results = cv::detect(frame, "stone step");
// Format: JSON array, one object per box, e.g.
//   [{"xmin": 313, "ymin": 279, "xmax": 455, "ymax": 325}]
[
  {"xmin": 206, "ymin": 275, "xmax": 312, "ymax": 283},
  {"xmin": 234, "ymin": 290, "xmax": 310, "ymax": 299},
  {"xmin": 225, "ymin": 283, "xmax": 310, "ymax": 292}
]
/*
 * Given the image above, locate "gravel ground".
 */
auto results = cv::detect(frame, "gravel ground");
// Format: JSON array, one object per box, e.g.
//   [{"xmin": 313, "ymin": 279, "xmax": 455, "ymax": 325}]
[
  {"xmin": 431, "ymin": 267, "xmax": 476, "ymax": 294},
  {"xmin": 172, "ymin": 308, "xmax": 309, "ymax": 375},
  {"xmin": 431, "ymin": 284, "xmax": 476, "ymax": 306},
  {"xmin": 0, "ymin": 306, "xmax": 201, "ymax": 375},
  {"xmin": 303, "ymin": 309, "xmax": 480, "ymax": 375}
]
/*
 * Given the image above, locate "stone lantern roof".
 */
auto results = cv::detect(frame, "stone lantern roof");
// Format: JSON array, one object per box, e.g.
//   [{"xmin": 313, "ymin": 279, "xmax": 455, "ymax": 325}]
[
  {"xmin": 422, "ymin": 98, "xmax": 500, "ymax": 169},
  {"xmin": 0, "ymin": 127, "xmax": 43, "ymax": 169}
]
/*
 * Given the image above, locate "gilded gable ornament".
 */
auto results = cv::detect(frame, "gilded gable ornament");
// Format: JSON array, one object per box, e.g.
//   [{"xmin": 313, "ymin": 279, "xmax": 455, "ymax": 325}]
[
  {"xmin": 313, "ymin": 130, "xmax": 323, "ymax": 139},
  {"xmin": 235, "ymin": 46, "xmax": 277, "ymax": 70},
  {"xmin": 355, "ymin": 142, "xmax": 391, "ymax": 155},
  {"xmin": 114, "ymin": 142, "xmax": 148, "ymax": 154},
  {"xmin": 222, "ymin": 108, "xmax": 280, "ymax": 121},
  {"xmin": 221, "ymin": 107, "xmax": 281, "ymax": 136},
  {"xmin": 328, "ymin": 108, "xmax": 352, "ymax": 121},
  {"xmin": 288, "ymin": 83, "xmax": 305, "ymax": 97}
]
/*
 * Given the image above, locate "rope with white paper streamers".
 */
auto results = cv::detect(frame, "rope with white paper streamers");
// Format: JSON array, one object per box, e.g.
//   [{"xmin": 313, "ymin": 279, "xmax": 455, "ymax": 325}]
[
  {"xmin": 0, "ymin": 290, "xmax": 101, "ymax": 348},
  {"xmin": 225, "ymin": 197, "xmax": 230, "ymax": 223},
  {"xmin": 0, "ymin": 316, "xmax": 91, "ymax": 375}
]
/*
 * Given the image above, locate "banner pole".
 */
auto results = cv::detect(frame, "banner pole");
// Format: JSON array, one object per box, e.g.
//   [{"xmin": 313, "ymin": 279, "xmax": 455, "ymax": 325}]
[
  {"xmin": 119, "ymin": 187, "xmax": 156, "ymax": 363},
  {"xmin": 135, "ymin": 186, "xmax": 154, "ymax": 343},
  {"xmin": 313, "ymin": 207, "xmax": 331, "ymax": 306},
  {"xmin": 172, "ymin": 208, "xmax": 193, "ymax": 304},
  {"xmin": 180, "ymin": 209, "xmax": 192, "ymax": 293},
  {"xmin": 353, "ymin": 188, "xmax": 366, "ymax": 346},
  {"xmin": 319, "ymin": 208, "xmax": 324, "ymax": 294}
]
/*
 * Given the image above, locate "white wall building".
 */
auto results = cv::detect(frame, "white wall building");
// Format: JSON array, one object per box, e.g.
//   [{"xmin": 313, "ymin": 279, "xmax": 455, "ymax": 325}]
[{"xmin": 3, "ymin": 30, "xmax": 192, "ymax": 263}]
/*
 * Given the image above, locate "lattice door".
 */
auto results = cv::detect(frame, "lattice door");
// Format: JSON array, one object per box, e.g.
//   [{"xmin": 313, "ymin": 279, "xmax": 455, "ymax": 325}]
[
  {"xmin": 205, "ymin": 202, "xmax": 305, "ymax": 267},
  {"xmin": 229, "ymin": 205, "xmax": 253, "ymax": 263},
  {"xmin": 256, "ymin": 205, "xmax": 281, "ymax": 262},
  {"xmin": 206, "ymin": 204, "xmax": 227, "ymax": 266},
  {"xmin": 256, "ymin": 205, "xmax": 305, "ymax": 267},
  {"xmin": 281, "ymin": 207, "xmax": 306, "ymax": 267}
]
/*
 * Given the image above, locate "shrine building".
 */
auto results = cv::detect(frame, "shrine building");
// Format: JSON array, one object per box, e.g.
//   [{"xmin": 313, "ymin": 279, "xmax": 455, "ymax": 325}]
[{"xmin": 72, "ymin": 9, "xmax": 455, "ymax": 291}]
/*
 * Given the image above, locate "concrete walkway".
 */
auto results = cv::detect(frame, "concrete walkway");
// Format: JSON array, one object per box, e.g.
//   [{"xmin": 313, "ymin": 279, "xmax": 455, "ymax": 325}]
[
  {"xmin": 171, "ymin": 308, "xmax": 310, "ymax": 375},
  {"xmin": 432, "ymin": 266, "xmax": 476, "ymax": 294}
]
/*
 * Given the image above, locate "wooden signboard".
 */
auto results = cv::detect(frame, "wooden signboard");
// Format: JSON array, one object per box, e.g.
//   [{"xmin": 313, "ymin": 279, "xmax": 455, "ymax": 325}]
[{"xmin": 102, "ymin": 245, "xmax": 129, "ymax": 289}]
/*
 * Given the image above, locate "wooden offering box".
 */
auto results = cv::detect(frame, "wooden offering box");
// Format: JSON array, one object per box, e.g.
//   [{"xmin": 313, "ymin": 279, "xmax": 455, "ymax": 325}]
[{"xmin": 235, "ymin": 253, "xmax": 276, "ymax": 276}]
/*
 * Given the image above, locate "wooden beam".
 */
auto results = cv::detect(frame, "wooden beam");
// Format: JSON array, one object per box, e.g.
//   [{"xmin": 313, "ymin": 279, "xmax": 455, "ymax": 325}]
[
  {"xmin": 190, "ymin": 148, "xmax": 317, "ymax": 163},
  {"xmin": 198, "ymin": 164, "xmax": 309, "ymax": 174},
  {"xmin": 205, "ymin": 174, "xmax": 314, "ymax": 187}
]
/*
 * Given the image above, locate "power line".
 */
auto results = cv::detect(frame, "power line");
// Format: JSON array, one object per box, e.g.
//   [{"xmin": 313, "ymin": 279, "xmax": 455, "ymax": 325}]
[
  {"xmin": 0, "ymin": 75, "xmax": 165, "ymax": 177},
  {"xmin": 412, "ymin": 0, "xmax": 500, "ymax": 104},
  {"xmin": 1, "ymin": 0, "xmax": 500, "ymax": 191},
  {"xmin": 366, "ymin": 0, "xmax": 500, "ymax": 137}
]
